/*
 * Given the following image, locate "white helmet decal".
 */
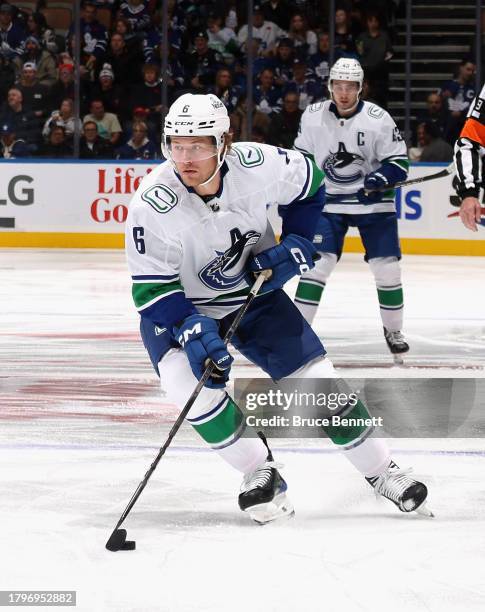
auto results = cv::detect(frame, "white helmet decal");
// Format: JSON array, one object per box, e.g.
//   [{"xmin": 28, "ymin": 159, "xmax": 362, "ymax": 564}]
[{"xmin": 328, "ymin": 58, "xmax": 364, "ymax": 95}]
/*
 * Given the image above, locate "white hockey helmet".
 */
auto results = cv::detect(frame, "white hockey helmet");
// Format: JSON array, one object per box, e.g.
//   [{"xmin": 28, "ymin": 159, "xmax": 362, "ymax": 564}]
[
  {"xmin": 162, "ymin": 93, "xmax": 230, "ymax": 180},
  {"xmin": 328, "ymin": 58, "xmax": 364, "ymax": 95}
]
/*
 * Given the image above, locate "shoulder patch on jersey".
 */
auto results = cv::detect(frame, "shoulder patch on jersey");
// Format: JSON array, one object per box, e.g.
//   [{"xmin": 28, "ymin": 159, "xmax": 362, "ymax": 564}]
[
  {"xmin": 308, "ymin": 101, "xmax": 324, "ymax": 113},
  {"xmin": 233, "ymin": 144, "xmax": 264, "ymax": 167},
  {"xmin": 141, "ymin": 184, "xmax": 178, "ymax": 214},
  {"xmin": 367, "ymin": 105, "xmax": 385, "ymax": 119}
]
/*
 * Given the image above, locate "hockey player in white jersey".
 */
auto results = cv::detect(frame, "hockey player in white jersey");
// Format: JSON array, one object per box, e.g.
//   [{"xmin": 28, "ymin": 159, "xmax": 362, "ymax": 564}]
[
  {"xmin": 125, "ymin": 92, "xmax": 430, "ymax": 524},
  {"xmin": 294, "ymin": 58, "xmax": 410, "ymax": 360}
]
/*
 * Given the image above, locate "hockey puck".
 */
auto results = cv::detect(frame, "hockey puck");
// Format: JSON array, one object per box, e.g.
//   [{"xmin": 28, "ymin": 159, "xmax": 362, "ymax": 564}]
[{"xmin": 122, "ymin": 540, "xmax": 136, "ymax": 550}]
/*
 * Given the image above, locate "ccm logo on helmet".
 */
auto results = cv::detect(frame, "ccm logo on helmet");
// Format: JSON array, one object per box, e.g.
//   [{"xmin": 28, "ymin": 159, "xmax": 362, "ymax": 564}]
[{"xmin": 174, "ymin": 121, "xmax": 194, "ymax": 125}]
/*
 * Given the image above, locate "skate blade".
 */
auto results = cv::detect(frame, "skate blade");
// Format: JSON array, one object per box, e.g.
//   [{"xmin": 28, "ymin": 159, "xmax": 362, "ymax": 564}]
[
  {"xmin": 415, "ymin": 503, "xmax": 435, "ymax": 518},
  {"xmin": 246, "ymin": 492, "xmax": 295, "ymax": 525},
  {"xmin": 393, "ymin": 354, "xmax": 404, "ymax": 366}
]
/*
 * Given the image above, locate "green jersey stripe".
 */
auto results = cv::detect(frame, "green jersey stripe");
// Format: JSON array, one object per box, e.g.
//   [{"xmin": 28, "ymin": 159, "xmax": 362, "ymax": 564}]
[
  {"xmin": 389, "ymin": 159, "xmax": 410, "ymax": 172},
  {"xmin": 307, "ymin": 159, "xmax": 325, "ymax": 198},
  {"xmin": 132, "ymin": 281, "xmax": 183, "ymax": 309}
]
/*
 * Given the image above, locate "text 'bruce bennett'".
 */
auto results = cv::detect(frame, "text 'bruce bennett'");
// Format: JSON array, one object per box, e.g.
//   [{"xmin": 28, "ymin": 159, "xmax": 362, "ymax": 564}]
[{"xmin": 245, "ymin": 415, "xmax": 385, "ymax": 428}]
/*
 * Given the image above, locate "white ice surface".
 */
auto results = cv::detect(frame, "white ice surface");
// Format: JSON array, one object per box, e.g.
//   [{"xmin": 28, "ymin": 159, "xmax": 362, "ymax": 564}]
[{"xmin": 1, "ymin": 249, "xmax": 485, "ymax": 612}]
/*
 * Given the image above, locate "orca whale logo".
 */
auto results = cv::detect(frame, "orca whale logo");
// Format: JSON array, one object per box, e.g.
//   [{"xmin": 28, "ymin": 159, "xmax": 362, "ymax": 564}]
[
  {"xmin": 323, "ymin": 142, "xmax": 365, "ymax": 184},
  {"xmin": 199, "ymin": 228, "xmax": 261, "ymax": 290}
]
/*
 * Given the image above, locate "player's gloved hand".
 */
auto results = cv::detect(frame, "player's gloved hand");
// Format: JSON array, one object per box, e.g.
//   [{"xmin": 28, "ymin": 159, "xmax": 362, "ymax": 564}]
[
  {"xmin": 357, "ymin": 187, "xmax": 384, "ymax": 204},
  {"xmin": 174, "ymin": 314, "xmax": 233, "ymax": 388},
  {"xmin": 364, "ymin": 170, "xmax": 389, "ymax": 192},
  {"xmin": 357, "ymin": 170, "xmax": 388, "ymax": 204},
  {"xmin": 248, "ymin": 233, "xmax": 318, "ymax": 291}
]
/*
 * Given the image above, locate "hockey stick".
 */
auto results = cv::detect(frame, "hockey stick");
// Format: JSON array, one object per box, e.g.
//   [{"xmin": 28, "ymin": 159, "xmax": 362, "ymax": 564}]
[
  {"xmin": 105, "ymin": 270, "xmax": 270, "ymax": 552},
  {"xmin": 365, "ymin": 162, "xmax": 455, "ymax": 194}
]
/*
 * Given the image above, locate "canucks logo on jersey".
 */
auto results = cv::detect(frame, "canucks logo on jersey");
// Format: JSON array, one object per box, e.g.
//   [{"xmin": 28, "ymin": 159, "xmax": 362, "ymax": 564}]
[
  {"xmin": 199, "ymin": 228, "xmax": 261, "ymax": 290},
  {"xmin": 322, "ymin": 142, "xmax": 365, "ymax": 185}
]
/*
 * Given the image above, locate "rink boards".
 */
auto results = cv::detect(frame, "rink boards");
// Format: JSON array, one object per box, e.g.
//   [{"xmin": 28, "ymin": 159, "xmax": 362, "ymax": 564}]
[{"xmin": 0, "ymin": 160, "xmax": 483, "ymax": 255}]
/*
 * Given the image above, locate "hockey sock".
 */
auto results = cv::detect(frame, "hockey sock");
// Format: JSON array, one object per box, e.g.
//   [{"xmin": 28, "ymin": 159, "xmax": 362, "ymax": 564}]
[
  {"xmin": 186, "ymin": 393, "xmax": 267, "ymax": 473},
  {"xmin": 320, "ymin": 389, "xmax": 391, "ymax": 476},
  {"xmin": 294, "ymin": 279, "xmax": 325, "ymax": 324},
  {"xmin": 377, "ymin": 283, "xmax": 404, "ymax": 331},
  {"xmin": 369, "ymin": 257, "xmax": 404, "ymax": 332},
  {"xmin": 323, "ymin": 398, "xmax": 376, "ymax": 448},
  {"xmin": 342, "ymin": 436, "xmax": 391, "ymax": 478}
]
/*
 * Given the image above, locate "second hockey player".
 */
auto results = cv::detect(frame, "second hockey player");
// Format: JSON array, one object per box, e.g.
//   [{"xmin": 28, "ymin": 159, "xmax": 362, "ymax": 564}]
[{"xmin": 294, "ymin": 58, "xmax": 410, "ymax": 361}]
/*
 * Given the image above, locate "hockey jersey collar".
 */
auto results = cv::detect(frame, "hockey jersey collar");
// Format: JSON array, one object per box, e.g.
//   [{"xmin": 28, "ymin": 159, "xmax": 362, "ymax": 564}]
[
  {"xmin": 329, "ymin": 100, "xmax": 364, "ymax": 120},
  {"xmin": 174, "ymin": 160, "xmax": 229, "ymax": 199}
]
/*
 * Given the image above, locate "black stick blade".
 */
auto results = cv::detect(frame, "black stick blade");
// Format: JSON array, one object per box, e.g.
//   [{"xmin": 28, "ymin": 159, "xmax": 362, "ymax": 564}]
[{"xmin": 106, "ymin": 528, "xmax": 136, "ymax": 552}]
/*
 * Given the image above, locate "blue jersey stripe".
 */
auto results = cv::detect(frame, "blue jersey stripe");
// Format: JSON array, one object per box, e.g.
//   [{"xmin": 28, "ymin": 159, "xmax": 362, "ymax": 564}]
[
  {"xmin": 132, "ymin": 274, "xmax": 179, "ymax": 281},
  {"xmin": 294, "ymin": 155, "xmax": 311, "ymax": 202}
]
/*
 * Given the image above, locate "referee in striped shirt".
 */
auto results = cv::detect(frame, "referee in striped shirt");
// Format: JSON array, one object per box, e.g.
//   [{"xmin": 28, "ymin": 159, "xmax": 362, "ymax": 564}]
[{"xmin": 454, "ymin": 83, "xmax": 485, "ymax": 231}]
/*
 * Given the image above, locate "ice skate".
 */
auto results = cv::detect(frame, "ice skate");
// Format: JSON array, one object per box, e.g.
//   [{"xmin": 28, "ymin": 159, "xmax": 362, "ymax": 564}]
[
  {"xmin": 238, "ymin": 444, "xmax": 294, "ymax": 525},
  {"xmin": 383, "ymin": 327, "xmax": 409, "ymax": 365},
  {"xmin": 366, "ymin": 461, "xmax": 434, "ymax": 517}
]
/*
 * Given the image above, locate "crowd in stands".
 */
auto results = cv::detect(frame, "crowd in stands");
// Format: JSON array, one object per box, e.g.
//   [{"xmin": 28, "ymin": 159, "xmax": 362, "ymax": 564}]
[
  {"xmin": 0, "ymin": 0, "xmax": 477, "ymax": 161},
  {"xmin": 409, "ymin": 58, "xmax": 477, "ymax": 162}
]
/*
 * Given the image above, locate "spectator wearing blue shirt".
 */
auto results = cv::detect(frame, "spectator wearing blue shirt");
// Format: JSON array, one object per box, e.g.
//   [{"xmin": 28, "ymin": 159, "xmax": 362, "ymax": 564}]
[
  {"xmin": 0, "ymin": 87, "xmax": 41, "ymax": 149},
  {"xmin": 309, "ymin": 32, "xmax": 330, "ymax": 85},
  {"xmin": 282, "ymin": 58, "xmax": 324, "ymax": 111},
  {"xmin": 0, "ymin": 122, "xmax": 30, "ymax": 158},
  {"xmin": 0, "ymin": 3, "xmax": 26, "ymax": 60},
  {"xmin": 272, "ymin": 37, "xmax": 295, "ymax": 88},
  {"xmin": 67, "ymin": 2, "xmax": 108, "ymax": 72},
  {"xmin": 440, "ymin": 59, "xmax": 476, "ymax": 144},
  {"xmin": 116, "ymin": 120, "xmax": 157, "ymax": 159},
  {"xmin": 142, "ymin": 26, "xmax": 182, "ymax": 64},
  {"xmin": 440, "ymin": 60, "xmax": 476, "ymax": 111},
  {"xmin": 253, "ymin": 67, "xmax": 283, "ymax": 116}
]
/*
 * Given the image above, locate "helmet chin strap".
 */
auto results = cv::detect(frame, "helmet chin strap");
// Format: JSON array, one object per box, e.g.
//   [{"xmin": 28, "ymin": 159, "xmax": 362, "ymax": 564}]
[{"xmin": 196, "ymin": 144, "xmax": 227, "ymax": 188}]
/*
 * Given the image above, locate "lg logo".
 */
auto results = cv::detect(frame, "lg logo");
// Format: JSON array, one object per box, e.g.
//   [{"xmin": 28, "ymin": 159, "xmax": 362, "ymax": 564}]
[{"xmin": 0, "ymin": 175, "xmax": 34, "ymax": 228}]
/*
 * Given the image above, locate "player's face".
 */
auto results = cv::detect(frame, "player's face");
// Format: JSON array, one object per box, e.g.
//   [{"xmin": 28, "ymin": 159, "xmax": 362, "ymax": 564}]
[
  {"xmin": 332, "ymin": 80, "xmax": 360, "ymax": 112},
  {"xmin": 170, "ymin": 136, "xmax": 219, "ymax": 186}
]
